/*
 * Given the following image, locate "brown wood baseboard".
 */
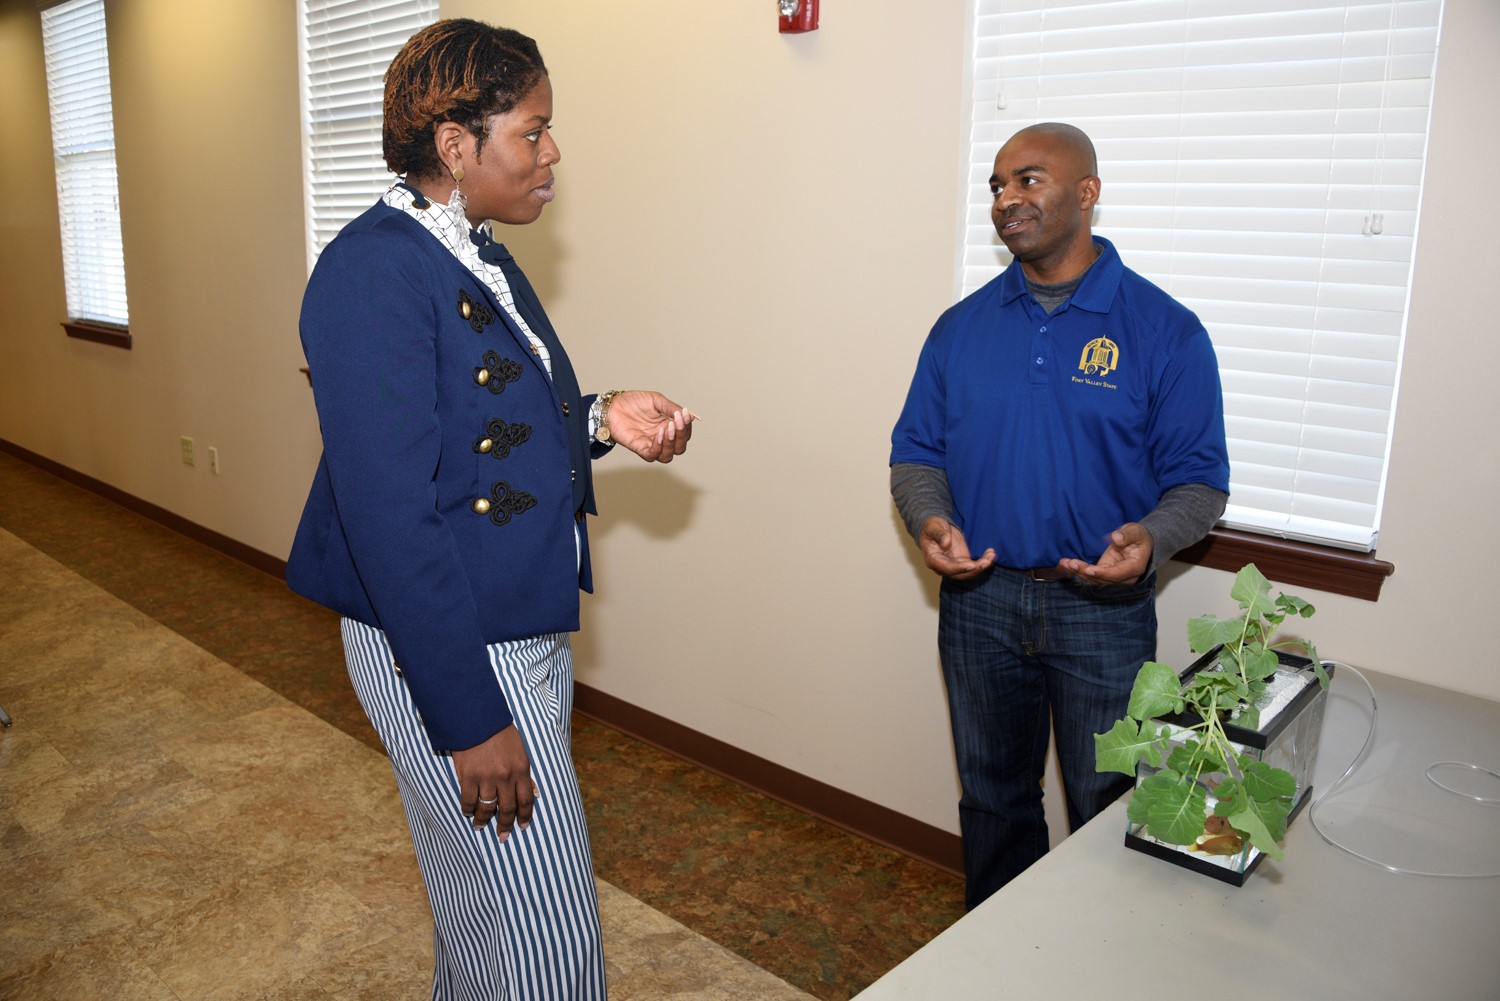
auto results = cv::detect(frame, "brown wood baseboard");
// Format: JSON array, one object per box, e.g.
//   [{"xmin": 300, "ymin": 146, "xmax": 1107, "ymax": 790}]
[
  {"xmin": 0, "ymin": 439, "xmax": 282, "ymax": 577},
  {"xmin": 0, "ymin": 437, "xmax": 962, "ymax": 876}
]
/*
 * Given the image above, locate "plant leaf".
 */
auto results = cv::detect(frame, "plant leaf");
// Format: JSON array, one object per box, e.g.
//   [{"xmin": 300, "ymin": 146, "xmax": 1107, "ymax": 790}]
[
  {"xmin": 1184, "ymin": 669, "xmax": 1239, "ymax": 701},
  {"xmin": 1212, "ymin": 778, "xmax": 1243, "ymax": 815},
  {"xmin": 1128, "ymin": 770, "xmax": 1209, "ymax": 847},
  {"xmin": 1187, "ymin": 614, "xmax": 1243, "ymax": 654},
  {"xmin": 1167, "ymin": 739, "xmax": 1225, "ymax": 776},
  {"xmin": 1230, "ymin": 563, "xmax": 1275, "ymax": 620},
  {"xmin": 1306, "ymin": 641, "xmax": 1329, "ymax": 689},
  {"xmin": 1126, "ymin": 661, "xmax": 1184, "ymax": 720},
  {"xmin": 1242, "ymin": 759, "xmax": 1297, "ymax": 802},
  {"xmin": 1226, "ymin": 805, "xmax": 1284, "ymax": 860},
  {"xmin": 1276, "ymin": 593, "xmax": 1316, "ymax": 620},
  {"xmin": 1095, "ymin": 718, "xmax": 1164, "ymax": 775},
  {"xmin": 1241, "ymin": 645, "xmax": 1280, "ymax": 683},
  {"xmin": 1242, "ymin": 760, "xmax": 1296, "ymax": 841}
]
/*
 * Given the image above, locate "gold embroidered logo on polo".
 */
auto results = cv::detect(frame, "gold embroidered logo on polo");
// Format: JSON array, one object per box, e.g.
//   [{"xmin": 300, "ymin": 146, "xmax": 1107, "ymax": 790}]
[{"xmin": 1078, "ymin": 336, "xmax": 1119, "ymax": 378}]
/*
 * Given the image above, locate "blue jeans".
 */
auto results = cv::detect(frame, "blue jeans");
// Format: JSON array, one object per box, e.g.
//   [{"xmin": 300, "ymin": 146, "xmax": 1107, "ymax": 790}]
[{"xmin": 938, "ymin": 568, "xmax": 1156, "ymax": 909}]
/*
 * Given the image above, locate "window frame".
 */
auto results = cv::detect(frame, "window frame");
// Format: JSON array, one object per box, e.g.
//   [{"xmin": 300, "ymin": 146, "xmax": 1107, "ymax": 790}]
[{"xmin": 41, "ymin": 0, "xmax": 130, "ymax": 349}]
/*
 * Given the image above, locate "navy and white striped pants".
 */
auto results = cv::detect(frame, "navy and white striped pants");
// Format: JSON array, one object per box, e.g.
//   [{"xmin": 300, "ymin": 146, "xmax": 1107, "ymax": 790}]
[{"xmin": 341, "ymin": 619, "xmax": 606, "ymax": 1000}]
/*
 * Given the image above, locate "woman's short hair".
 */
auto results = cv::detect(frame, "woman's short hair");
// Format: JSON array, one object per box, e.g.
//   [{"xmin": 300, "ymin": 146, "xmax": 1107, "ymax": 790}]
[{"xmin": 383, "ymin": 19, "xmax": 547, "ymax": 178}]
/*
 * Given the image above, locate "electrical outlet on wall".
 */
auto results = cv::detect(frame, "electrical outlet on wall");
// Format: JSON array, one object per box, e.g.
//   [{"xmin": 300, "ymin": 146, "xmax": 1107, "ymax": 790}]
[
  {"xmin": 180, "ymin": 436, "xmax": 195, "ymax": 466},
  {"xmin": 209, "ymin": 447, "xmax": 220, "ymax": 475}
]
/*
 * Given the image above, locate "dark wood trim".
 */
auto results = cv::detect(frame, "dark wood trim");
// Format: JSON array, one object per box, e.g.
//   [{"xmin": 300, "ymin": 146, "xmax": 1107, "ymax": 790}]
[
  {"xmin": 0, "ymin": 439, "xmax": 281, "ymax": 577},
  {"xmin": 1173, "ymin": 527, "xmax": 1394, "ymax": 602},
  {"xmin": 573, "ymin": 684, "xmax": 964, "ymax": 877},
  {"xmin": 61, "ymin": 319, "xmax": 132, "ymax": 349}
]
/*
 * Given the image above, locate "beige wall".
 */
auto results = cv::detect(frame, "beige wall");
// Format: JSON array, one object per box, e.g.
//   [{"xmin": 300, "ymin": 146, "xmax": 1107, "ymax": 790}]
[
  {"xmin": 0, "ymin": 0, "xmax": 320, "ymax": 554},
  {"xmin": 1, "ymin": 0, "xmax": 1495, "ymax": 838}
]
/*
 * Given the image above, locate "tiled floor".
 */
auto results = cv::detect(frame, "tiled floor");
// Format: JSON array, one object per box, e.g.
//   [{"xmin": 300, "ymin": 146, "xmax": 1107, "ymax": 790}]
[
  {"xmin": 0, "ymin": 528, "xmax": 812, "ymax": 1000},
  {"xmin": 0, "ymin": 451, "xmax": 964, "ymax": 999}
]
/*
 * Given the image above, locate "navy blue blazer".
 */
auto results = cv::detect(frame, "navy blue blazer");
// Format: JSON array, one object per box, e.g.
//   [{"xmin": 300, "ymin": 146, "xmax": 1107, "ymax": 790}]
[{"xmin": 288, "ymin": 200, "xmax": 602, "ymax": 751}]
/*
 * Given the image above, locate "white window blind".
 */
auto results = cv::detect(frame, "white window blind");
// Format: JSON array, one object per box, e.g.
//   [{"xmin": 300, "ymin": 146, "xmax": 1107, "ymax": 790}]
[
  {"xmin": 298, "ymin": 0, "xmax": 437, "ymax": 266},
  {"xmin": 964, "ymin": 0, "xmax": 1442, "ymax": 551},
  {"xmin": 41, "ymin": 0, "xmax": 128, "ymax": 328}
]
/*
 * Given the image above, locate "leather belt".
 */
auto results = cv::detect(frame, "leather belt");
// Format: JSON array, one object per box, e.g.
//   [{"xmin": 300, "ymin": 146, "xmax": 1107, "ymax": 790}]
[{"xmin": 1005, "ymin": 565, "xmax": 1073, "ymax": 582}]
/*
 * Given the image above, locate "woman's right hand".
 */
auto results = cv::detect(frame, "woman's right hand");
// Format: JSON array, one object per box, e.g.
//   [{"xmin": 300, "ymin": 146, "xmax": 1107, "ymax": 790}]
[
  {"xmin": 452, "ymin": 724, "xmax": 535, "ymax": 840},
  {"xmin": 603, "ymin": 390, "xmax": 698, "ymax": 463}
]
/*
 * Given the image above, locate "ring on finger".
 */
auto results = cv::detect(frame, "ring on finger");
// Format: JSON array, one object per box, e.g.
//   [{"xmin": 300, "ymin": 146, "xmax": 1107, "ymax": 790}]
[{"xmin": 477, "ymin": 796, "xmax": 499, "ymax": 806}]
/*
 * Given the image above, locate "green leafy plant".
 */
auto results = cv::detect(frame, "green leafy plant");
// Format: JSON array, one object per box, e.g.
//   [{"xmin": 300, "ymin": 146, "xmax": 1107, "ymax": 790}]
[{"xmin": 1094, "ymin": 564, "xmax": 1328, "ymax": 862}]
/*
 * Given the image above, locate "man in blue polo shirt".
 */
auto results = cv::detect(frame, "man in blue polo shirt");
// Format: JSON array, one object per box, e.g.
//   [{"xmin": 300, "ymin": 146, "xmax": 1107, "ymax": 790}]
[{"xmin": 891, "ymin": 122, "xmax": 1230, "ymax": 909}]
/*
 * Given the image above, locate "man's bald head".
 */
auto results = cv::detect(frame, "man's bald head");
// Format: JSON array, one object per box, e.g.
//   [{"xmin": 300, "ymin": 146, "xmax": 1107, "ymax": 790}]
[{"xmin": 1005, "ymin": 122, "xmax": 1098, "ymax": 178}]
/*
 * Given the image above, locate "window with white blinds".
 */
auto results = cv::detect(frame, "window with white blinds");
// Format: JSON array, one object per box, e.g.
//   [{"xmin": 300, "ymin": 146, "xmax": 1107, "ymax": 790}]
[
  {"xmin": 298, "ymin": 0, "xmax": 437, "ymax": 266},
  {"xmin": 41, "ymin": 0, "xmax": 128, "ymax": 329},
  {"xmin": 963, "ymin": 0, "xmax": 1442, "ymax": 552}
]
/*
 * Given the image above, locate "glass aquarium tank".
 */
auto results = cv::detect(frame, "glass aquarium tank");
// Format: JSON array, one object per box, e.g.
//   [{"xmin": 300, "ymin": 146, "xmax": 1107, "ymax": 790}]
[{"xmin": 1124, "ymin": 648, "xmax": 1334, "ymax": 886}]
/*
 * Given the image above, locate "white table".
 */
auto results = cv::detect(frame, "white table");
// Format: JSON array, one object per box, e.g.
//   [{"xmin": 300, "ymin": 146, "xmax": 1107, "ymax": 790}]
[{"xmin": 854, "ymin": 668, "xmax": 1500, "ymax": 1000}]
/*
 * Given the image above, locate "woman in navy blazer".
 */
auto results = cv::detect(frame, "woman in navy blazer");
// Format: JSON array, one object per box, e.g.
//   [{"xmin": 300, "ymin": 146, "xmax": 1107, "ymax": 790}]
[{"xmin": 287, "ymin": 19, "xmax": 696, "ymax": 999}]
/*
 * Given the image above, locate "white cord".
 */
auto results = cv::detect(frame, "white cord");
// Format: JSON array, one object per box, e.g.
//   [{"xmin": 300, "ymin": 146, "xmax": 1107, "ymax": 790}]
[
  {"xmin": 1426, "ymin": 761, "xmax": 1500, "ymax": 805},
  {"xmin": 1306, "ymin": 661, "xmax": 1500, "ymax": 879}
]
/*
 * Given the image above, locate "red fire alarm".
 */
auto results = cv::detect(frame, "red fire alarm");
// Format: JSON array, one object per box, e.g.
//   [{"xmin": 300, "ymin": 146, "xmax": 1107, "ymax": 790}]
[{"xmin": 779, "ymin": 0, "xmax": 819, "ymax": 33}]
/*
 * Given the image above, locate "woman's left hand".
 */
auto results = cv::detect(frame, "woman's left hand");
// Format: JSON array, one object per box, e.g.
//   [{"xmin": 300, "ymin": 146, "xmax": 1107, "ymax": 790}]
[{"xmin": 604, "ymin": 391, "xmax": 699, "ymax": 463}]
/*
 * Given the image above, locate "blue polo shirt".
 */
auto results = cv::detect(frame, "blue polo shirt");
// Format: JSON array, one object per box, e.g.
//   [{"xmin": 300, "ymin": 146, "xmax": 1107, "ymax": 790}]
[{"xmin": 890, "ymin": 237, "xmax": 1229, "ymax": 568}]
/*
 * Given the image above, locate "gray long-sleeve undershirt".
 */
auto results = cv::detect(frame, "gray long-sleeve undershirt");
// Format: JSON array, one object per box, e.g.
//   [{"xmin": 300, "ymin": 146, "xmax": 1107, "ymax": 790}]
[{"xmin": 889, "ymin": 462, "xmax": 1227, "ymax": 576}]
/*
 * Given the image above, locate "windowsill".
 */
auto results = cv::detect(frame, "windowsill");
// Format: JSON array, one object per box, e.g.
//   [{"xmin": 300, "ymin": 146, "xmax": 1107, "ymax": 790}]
[
  {"xmin": 1172, "ymin": 527, "xmax": 1394, "ymax": 601},
  {"xmin": 62, "ymin": 320, "xmax": 131, "ymax": 349}
]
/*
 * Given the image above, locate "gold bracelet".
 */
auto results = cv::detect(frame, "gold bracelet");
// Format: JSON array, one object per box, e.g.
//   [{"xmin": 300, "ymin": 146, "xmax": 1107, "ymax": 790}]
[{"xmin": 595, "ymin": 389, "xmax": 622, "ymax": 443}]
